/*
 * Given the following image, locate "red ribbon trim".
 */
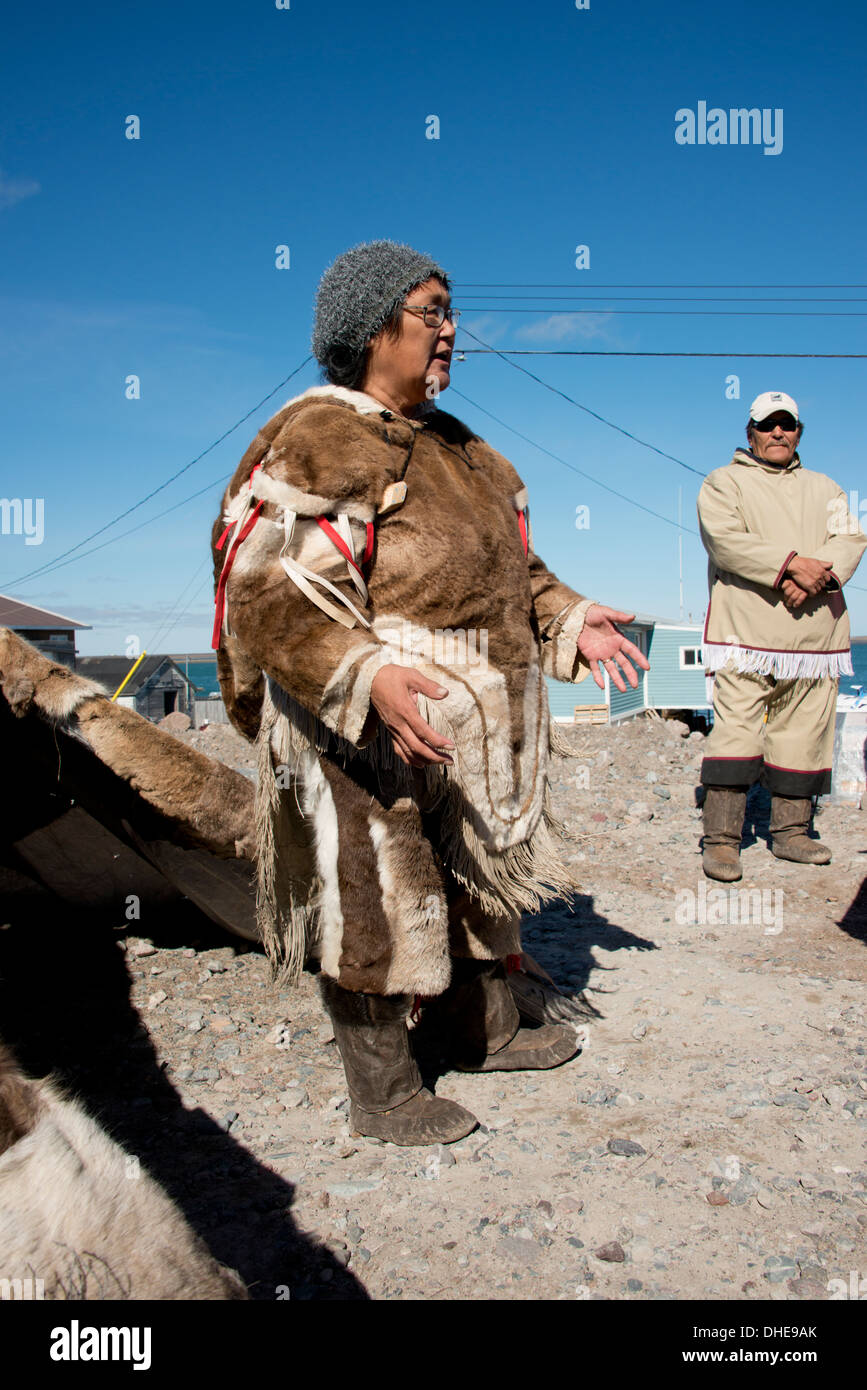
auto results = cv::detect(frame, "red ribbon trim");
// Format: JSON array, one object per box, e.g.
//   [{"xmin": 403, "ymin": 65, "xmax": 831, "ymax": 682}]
[
  {"xmin": 516, "ymin": 509, "xmax": 528, "ymax": 557},
  {"xmin": 316, "ymin": 516, "xmax": 364, "ymax": 576},
  {"xmin": 211, "ymin": 501, "xmax": 264, "ymax": 649}
]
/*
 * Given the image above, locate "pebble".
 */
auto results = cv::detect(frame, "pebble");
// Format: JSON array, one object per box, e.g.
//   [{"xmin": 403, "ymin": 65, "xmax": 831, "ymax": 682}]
[
  {"xmin": 764, "ymin": 1255, "xmax": 798, "ymax": 1283},
  {"xmin": 327, "ymin": 1179, "xmax": 383, "ymax": 1198},
  {"xmin": 594, "ymin": 1241, "xmax": 626, "ymax": 1263},
  {"xmin": 607, "ymin": 1138, "xmax": 646, "ymax": 1158},
  {"xmin": 147, "ymin": 991, "xmax": 168, "ymax": 1010}
]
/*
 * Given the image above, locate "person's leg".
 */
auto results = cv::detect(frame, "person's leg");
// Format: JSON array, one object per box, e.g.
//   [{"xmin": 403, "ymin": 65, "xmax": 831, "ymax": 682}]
[
  {"xmin": 426, "ymin": 887, "xmax": 581, "ymax": 1072},
  {"xmin": 312, "ymin": 756, "xmax": 476, "ymax": 1144},
  {"xmin": 762, "ymin": 678, "xmax": 836, "ymax": 864},
  {"xmin": 700, "ymin": 668, "xmax": 768, "ymax": 880}
]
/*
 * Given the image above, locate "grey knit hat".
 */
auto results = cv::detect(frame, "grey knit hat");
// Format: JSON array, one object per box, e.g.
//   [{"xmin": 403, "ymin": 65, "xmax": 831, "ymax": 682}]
[{"xmin": 312, "ymin": 239, "xmax": 450, "ymax": 387}]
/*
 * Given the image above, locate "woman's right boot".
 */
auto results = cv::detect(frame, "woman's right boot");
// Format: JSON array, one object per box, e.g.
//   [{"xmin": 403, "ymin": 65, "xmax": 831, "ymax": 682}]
[
  {"xmin": 319, "ymin": 978, "xmax": 477, "ymax": 1146},
  {"xmin": 701, "ymin": 786, "xmax": 747, "ymax": 882}
]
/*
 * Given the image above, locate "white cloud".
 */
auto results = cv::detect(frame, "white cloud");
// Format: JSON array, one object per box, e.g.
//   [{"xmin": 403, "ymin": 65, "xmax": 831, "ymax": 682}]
[
  {"xmin": 516, "ymin": 312, "xmax": 615, "ymax": 343},
  {"xmin": 0, "ymin": 168, "xmax": 40, "ymax": 211}
]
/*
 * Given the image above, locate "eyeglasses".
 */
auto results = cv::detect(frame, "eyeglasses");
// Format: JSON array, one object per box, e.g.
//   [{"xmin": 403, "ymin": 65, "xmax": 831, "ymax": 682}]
[{"xmin": 402, "ymin": 304, "xmax": 461, "ymax": 328}]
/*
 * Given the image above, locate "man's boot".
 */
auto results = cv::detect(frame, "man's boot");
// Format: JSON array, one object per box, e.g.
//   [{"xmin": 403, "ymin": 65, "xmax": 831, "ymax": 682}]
[
  {"xmin": 433, "ymin": 959, "xmax": 581, "ymax": 1072},
  {"xmin": 701, "ymin": 786, "xmax": 747, "ymax": 882},
  {"xmin": 769, "ymin": 796, "xmax": 832, "ymax": 864},
  {"xmin": 319, "ymin": 978, "xmax": 477, "ymax": 1146}
]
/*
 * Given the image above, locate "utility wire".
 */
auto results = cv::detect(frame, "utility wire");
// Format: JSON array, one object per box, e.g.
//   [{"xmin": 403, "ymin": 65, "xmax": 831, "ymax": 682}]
[
  {"xmin": 451, "ymin": 386, "xmax": 867, "ymax": 597},
  {"xmin": 146, "ymin": 557, "xmax": 213, "ymax": 653},
  {"xmin": 7, "ymin": 468, "xmax": 234, "ymax": 587},
  {"xmin": 451, "ymin": 385, "xmax": 697, "ymax": 536},
  {"xmin": 455, "ymin": 350, "xmax": 867, "ymax": 358},
  {"xmin": 459, "ymin": 295, "xmax": 867, "ymax": 303},
  {"xmin": 3, "ymin": 356, "xmax": 313, "ymax": 589},
  {"xmin": 461, "ymin": 307, "xmax": 867, "ymax": 317},
  {"xmin": 455, "ymin": 282, "xmax": 867, "ymax": 289},
  {"xmin": 457, "ymin": 326, "xmax": 706, "ymax": 476}
]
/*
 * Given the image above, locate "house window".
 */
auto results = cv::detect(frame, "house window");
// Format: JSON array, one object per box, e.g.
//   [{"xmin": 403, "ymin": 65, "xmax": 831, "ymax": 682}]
[{"xmin": 679, "ymin": 646, "xmax": 702, "ymax": 669}]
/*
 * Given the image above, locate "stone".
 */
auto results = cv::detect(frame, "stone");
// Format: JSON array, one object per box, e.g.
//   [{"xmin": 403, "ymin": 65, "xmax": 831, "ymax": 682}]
[
  {"xmin": 764, "ymin": 1255, "xmax": 798, "ymax": 1284},
  {"xmin": 159, "ymin": 711, "xmax": 192, "ymax": 732},
  {"xmin": 327, "ymin": 1179, "xmax": 383, "ymax": 1198},
  {"xmin": 607, "ymin": 1138, "xmax": 646, "ymax": 1158},
  {"xmin": 594, "ymin": 1241, "xmax": 626, "ymax": 1263}
]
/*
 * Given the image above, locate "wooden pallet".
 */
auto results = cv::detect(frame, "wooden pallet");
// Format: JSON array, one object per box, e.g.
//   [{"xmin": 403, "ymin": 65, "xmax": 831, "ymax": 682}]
[{"xmin": 573, "ymin": 703, "xmax": 609, "ymax": 725}]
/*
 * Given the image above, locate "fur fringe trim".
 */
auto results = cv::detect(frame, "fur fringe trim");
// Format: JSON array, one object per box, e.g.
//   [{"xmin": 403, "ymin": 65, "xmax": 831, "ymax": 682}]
[
  {"xmin": 703, "ymin": 644, "xmax": 853, "ymax": 680},
  {"xmin": 255, "ymin": 679, "xmax": 580, "ymax": 980},
  {"xmin": 255, "ymin": 688, "xmax": 321, "ymax": 984}
]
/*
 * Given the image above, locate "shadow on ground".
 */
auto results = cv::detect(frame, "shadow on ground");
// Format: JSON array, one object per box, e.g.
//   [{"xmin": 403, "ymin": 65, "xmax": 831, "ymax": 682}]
[{"xmin": 0, "ymin": 861, "xmax": 368, "ymax": 1301}]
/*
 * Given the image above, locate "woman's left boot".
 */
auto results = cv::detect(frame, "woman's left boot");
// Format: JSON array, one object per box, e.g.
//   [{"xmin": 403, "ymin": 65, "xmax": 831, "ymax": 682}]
[
  {"xmin": 769, "ymin": 796, "xmax": 831, "ymax": 864},
  {"xmin": 433, "ymin": 959, "xmax": 581, "ymax": 1072}
]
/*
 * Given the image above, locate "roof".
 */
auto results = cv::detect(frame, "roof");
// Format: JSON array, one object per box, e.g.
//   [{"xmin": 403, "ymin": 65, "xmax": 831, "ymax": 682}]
[
  {"xmin": 0, "ymin": 592, "xmax": 91, "ymax": 630},
  {"xmin": 76, "ymin": 655, "xmax": 195, "ymax": 695},
  {"xmin": 630, "ymin": 612, "xmax": 704, "ymax": 630}
]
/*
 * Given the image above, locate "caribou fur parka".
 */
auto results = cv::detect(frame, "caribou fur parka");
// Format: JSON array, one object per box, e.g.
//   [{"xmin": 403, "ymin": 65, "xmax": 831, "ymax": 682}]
[{"xmin": 212, "ymin": 385, "xmax": 596, "ymax": 997}]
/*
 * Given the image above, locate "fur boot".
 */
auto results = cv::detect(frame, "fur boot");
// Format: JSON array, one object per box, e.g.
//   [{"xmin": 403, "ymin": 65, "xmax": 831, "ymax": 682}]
[
  {"xmin": 701, "ymin": 786, "xmax": 747, "ymax": 881},
  {"xmin": 318, "ymin": 978, "xmax": 477, "ymax": 1146},
  {"xmin": 428, "ymin": 959, "xmax": 581, "ymax": 1072},
  {"xmin": 770, "ymin": 796, "xmax": 831, "ymax": 864}
]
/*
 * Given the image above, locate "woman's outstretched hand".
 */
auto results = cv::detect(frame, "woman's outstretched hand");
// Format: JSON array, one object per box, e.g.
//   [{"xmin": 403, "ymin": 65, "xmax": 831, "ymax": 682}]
[
  {"xmin": 576, "ymin": 605, "xmax": 651, "ymax": 692},
  {"xmin": 370, "ymin": 664, "xmax": 455, "ymax": 767}
]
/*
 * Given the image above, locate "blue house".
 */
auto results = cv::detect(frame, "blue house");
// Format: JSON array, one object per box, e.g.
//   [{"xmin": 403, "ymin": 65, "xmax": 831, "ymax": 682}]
[{"xmin": 546, "ymin": 614, "xmax": 709, "ymax": 723}]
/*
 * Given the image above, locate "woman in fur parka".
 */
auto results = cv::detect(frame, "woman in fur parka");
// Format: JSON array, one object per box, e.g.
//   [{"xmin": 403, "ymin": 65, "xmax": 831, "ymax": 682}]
[{"xmin": 212, "ymin": 241, "xmax": 648, "ymax": 1145}]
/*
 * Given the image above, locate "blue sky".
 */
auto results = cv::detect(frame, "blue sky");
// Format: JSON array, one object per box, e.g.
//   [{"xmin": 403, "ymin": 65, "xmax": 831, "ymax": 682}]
[{"xmin": 1, "ymin": 0, "xmax": 865, "ymax": 654}]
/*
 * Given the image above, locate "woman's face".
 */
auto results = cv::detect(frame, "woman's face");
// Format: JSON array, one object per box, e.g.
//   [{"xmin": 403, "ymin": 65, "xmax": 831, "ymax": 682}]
[{"xmin": 362, "ymin": 277, "xmax": 455, "ymax": 412}]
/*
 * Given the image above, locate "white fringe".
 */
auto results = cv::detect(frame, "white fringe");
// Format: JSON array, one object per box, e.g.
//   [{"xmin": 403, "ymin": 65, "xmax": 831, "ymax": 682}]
[{"xmin": 703, "ymin": 644, "xmax": 853, "ymax": 680}]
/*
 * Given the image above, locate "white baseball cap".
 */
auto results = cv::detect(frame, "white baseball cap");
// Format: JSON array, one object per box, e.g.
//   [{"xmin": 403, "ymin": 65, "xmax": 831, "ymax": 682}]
[{"xmin": 749, "ymin": 390, "xmax": 799, "ymax": 424}]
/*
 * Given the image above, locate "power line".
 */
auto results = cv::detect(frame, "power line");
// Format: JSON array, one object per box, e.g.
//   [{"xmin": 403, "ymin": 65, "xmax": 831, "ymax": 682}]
[
  {"xmin": 455, "ymin": 282, "xmax": 867, "ymax": 289},
  {"xmin": 457, "ymin": 325, "xmax": 706, "ymax": 476},
  {"xmin": 2, "ymin": 356, "xmax": 313, "ymax": 590},
  {"xmin": 146, "ymin": 557, "xmax": 213, "ymax": 653},
  {"xmin": 451, "ymin": 386, "xmax": 698, "ymax": 537},
  {"xmin": 7, "ymin": 468, "xmax": 234, "ymax": 587},
  {"xmin": 459, "ymin": 295, "xmax": 867, "ymax": 303},
  {"xmin": 462, "ymin": 307, "xmax": 867, "ymax": 317},
  {"xmin": 455, "ymin": 349, "xmax": 867, "ymax": 358},
  {"xmin": 451, "ymin": 386, "xmax": 867, "ymax": 597}
]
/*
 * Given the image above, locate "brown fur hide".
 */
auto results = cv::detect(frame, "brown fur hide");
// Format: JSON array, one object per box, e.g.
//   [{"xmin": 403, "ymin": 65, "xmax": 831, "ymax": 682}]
[
  {"xmin": 215, "ymin": 387, "xmax": 591, "ymax": 991},
  {"xmin": 0, "ymin": 629, "xmax": 255, "ymax": 861}
]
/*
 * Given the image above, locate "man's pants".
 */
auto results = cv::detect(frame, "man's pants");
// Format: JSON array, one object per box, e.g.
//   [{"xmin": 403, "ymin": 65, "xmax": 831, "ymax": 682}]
[{"xmin": 701, "ymin": 667, "xmax": 837, "ymax": 797}]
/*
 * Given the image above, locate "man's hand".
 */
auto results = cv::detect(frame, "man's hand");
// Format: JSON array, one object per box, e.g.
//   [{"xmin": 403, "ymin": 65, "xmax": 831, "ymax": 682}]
[
  {"xmin": 370, "ymin": 664, "xmax": 454, "ymax": 767},
  {"xmin": 785, "ymin": 556, "xmax": 833, "ymax": 596},
  {"xmin": 576, "ymin": 605, "xmax": 651, "ymax": 693},
  {"xmin": 780, "ymin": 577, "xmax": 809, "ymax": 609}
]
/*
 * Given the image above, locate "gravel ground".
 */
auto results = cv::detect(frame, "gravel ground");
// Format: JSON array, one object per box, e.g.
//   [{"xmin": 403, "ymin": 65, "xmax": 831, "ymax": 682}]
[{"xmin": 2, "ymin": 714, "xmax": 865, "ymax": 1302}]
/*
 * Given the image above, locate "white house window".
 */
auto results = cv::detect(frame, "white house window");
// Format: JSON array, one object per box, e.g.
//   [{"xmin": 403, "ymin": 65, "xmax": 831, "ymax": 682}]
[{"xmin": 679, "ymin": 646, "xmax": 702, "ymax": 669}]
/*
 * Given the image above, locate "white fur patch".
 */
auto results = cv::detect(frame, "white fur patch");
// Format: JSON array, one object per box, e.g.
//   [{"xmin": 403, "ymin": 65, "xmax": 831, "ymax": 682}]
[
  {"xmin": 369, "ymin": 813, "xmax": 450, "ymax": 996},
  {"xmin": 297, "ymin": 750, "xmax": 344, "ymax": 979}
]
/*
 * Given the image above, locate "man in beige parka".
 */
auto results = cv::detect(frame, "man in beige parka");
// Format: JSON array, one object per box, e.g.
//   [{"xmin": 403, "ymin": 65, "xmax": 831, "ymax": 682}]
[{"xmin": 697, "ymin": 391, "xmax": 866, "ymax": 881}]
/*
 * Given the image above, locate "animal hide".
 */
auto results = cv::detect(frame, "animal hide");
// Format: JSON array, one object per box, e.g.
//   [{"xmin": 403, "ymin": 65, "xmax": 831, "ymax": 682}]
[
  {"xmin": 0, "ymin": 1044, "xmax": 247, "ymax": 1300},
  {"xmin": 213, "ymin": 388, "xmax": 592, "ymax": 990}
]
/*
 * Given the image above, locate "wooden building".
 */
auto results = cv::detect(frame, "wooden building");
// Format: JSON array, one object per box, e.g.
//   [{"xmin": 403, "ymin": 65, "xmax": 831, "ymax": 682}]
[
  {"xmin": 76, "ymin": 655, "xmax": 195, "ymax": 722},
  {"xmin": 0, "ymin": 593, "xmax": 90, "ymax": 668}
]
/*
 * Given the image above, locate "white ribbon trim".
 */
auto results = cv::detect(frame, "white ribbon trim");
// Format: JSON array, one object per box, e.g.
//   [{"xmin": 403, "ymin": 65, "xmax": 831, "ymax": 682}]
[{"xmin": 277, "ymin": 510, "xmax": 372, "ymax": 631}]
